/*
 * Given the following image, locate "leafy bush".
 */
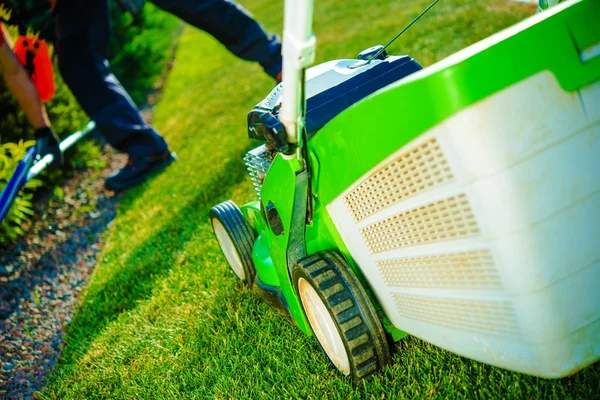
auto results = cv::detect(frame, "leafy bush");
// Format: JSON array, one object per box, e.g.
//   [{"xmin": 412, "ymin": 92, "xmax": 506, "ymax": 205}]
[
  {"xmin": 0, "ymin": 2, "xmax": 182, "ymax": 244},
  {"xmin": 0, "ymin": 2, "xmax": 182, "ymax": 143},
  {"xmin": 110, "ymin": 3, "xmax": 183, "ymax": 105},
  {"xmin": 0, "ymin": 140, "xmax": 42, "ymax": 245}
]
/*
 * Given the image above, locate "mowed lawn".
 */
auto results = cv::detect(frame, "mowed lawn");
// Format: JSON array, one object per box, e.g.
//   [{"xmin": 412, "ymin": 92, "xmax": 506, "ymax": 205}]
[{"xmin": 41, "ymin": 1, "xmax": 599, "ymax": 398}]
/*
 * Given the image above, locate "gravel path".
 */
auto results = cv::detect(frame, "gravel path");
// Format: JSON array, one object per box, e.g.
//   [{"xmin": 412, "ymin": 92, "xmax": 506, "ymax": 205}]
[
  {"xmin": 0, "ymin": 40, "xmax": 174, "ymax": 398},
  {"xmin": 0, "ymin": 150, "xmax": 126, "ymax": 399}
]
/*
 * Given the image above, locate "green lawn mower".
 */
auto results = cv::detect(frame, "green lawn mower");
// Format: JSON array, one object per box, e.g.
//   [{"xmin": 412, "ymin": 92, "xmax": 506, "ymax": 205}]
[{"xmin": 210, "ymin": 0, "xmax": 600, "ymax": 380}]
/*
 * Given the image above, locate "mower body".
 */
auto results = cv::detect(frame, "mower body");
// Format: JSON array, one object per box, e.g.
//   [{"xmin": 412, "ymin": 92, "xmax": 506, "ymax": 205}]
[
  {"xmin": 243, "ymin": 52, "xmax": 423, "ymax": 336},
  {"xmin": 215, "ymin": 0, "xmax": 600, "ymax": 379}
]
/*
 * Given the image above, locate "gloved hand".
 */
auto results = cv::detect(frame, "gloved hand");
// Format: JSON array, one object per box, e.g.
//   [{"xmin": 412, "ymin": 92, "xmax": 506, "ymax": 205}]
[{"xmin": 35, "ymin": 126, "xmax": 62, "ymax": 167}]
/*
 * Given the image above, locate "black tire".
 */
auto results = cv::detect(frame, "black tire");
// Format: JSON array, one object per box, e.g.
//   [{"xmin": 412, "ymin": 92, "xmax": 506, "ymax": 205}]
[
  {"xmin": 292, "ymin": 250, "xmax": 391, "ymax": 381},
  {"xmin": 209, "ymin": 200, "xmax": 256, "ymax": 287}
]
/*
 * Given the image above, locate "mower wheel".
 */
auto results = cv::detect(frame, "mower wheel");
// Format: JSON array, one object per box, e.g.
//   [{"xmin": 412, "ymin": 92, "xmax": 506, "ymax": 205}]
[
  {"xmin": 209, "ymin": 200, "xmax": 256, "ymax": 287},
  {"xmin": 292, "ymin": 250, "xmax": 391, "ymax": 380}
]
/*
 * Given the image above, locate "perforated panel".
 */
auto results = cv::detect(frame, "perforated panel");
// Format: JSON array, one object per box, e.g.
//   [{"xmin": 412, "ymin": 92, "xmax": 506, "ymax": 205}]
[
  {"xmin": 393, "ymin": 294, "xmax": 522, "ymax": 337},
  {"xmin": 360, "ymin": 194, "xmax": 480, "ymax": 253},
  {"xmin": 344, "ymin": 138, "xmax": 454, "ymax": 222},
  {"xmin": 325, "ymin": 70, "xmax": 600, "ymax": 377},
  {"xmin": 378, "ymin": 250, "xmax": 501, "ymax": 288}
]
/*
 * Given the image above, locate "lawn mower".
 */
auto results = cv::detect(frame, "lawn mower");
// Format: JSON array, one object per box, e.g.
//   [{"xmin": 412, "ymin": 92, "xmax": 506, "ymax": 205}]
[{"xmin": 210, "ymin": 0, "xmax": 600, "ymax": 380}]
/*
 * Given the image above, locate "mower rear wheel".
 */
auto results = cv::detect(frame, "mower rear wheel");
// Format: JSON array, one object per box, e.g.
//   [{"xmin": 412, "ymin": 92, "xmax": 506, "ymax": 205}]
[
  {"xmin": 209, "ymin": 201, "xmax": 256, "ymax": 287},
  {"xmin": 292, "ymin": 250, "xmax": 391, "ymax": 380}
]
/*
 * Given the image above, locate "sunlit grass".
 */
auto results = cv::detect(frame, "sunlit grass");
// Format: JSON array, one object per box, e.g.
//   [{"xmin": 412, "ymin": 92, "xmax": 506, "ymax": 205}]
[{"xmin": 40, "ymin": 1, "xmax": 599, "ymax": 398}]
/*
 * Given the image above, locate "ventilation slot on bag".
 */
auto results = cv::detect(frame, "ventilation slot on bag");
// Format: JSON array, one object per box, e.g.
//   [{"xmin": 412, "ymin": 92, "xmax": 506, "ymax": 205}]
[
  {"xmin": 360, "ymin": 194, "xmax": 480, "ymax": 254},
  {"xmin": 344, "ymin": 138, "xmax": 454, "ymax": 222},
  {"xmin": 379, "ymin": 250, "xmax": 501, "ymax": 289},
  {"xmin": 393, "ymin": 293, "xmax": 522, "ymax": 337}
]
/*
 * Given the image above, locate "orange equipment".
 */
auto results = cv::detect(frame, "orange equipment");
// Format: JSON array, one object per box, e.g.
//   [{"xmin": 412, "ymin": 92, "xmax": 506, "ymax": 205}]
[{"xmin": 14, "ymin": 35, "xmax": 55, "ymax": 102}]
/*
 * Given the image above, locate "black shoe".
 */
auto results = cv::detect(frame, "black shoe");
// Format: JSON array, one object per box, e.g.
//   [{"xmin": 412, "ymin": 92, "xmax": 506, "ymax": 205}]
[{"xmin": 105, "ymin": 150, "xmax": 177, "ymax": 191}]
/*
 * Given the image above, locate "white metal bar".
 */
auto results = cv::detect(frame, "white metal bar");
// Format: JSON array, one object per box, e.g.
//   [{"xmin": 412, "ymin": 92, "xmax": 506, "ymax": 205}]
[
  {"xmin": 27, "ymin": 120, "xmax": 96, "ymax": 180},
  {"xmin": 279, "ymin": 0, "xmax": 316, "ymax": 148}
]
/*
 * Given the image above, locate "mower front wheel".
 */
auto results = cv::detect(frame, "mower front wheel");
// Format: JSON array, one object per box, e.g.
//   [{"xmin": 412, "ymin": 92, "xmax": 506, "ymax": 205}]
[
  {"xmin": 209, "ymin": 201, "xmax": 256, "ymax": 287},
  {"xmin": 292, "ymin": 250, "xmax": 391, "ymax": 380}
]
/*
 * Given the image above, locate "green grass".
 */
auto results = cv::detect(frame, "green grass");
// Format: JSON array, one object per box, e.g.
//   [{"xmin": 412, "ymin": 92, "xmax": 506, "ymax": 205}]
[{"xmin": 41, "ymin": 1, "xmax": 599, "ymax": 398}]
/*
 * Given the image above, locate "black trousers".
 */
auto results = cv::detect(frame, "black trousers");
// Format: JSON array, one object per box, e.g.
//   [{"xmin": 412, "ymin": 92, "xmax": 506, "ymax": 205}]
[{"xmin": 56, "ymin": 0, "xmax": 281, "ymax": 156}]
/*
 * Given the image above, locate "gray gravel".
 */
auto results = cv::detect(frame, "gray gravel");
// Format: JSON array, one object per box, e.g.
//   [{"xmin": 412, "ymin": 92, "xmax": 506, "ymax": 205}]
[{"xmin": 0, "ymin": 150, "xmax": 125, "ymax": 399}]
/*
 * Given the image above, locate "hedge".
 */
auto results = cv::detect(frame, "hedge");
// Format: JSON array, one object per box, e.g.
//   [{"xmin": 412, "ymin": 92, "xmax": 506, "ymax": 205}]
[{"xmin": 0, "ymin": 1, "xmax": 182, "ymax": 244}]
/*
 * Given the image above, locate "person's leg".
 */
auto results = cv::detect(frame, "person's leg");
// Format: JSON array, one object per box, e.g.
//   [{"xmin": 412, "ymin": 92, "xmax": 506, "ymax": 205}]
[
  {"xmin": 55, "ymin": 0, "xmax": 168, "ymax": 158},
  {"xmin": 150, "ymin": 0, "xmax": 282, "ymax": 78}
]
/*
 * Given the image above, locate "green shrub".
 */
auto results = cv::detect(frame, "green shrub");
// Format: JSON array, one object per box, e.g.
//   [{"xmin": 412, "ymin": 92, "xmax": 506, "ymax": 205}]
[
  {"xmin": 0, "ymin": 140, "xmax": 42, "ymax": 245},
  {"xmin": 0, "ymin": 3, "xmax": 182, "ymax": 143},
  {"xmin": 0, "ymin": 2, "xmax": 182, "ymax": 244},
  {"xmin": 110, "ymin": 3, "xmax": 183, "ymax": 105}
]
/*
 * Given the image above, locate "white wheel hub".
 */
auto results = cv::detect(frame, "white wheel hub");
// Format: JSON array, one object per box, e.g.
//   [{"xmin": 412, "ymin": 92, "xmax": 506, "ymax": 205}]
[
  {"xmin": 298, "ymin": 277, "xmax": 351, "ymax": 375},
  {"xmin": 213, "ymin": 219, "xmax": 246, "ymax": 281}
]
